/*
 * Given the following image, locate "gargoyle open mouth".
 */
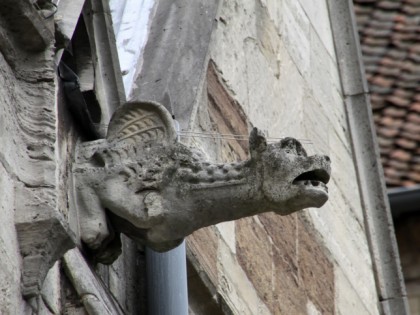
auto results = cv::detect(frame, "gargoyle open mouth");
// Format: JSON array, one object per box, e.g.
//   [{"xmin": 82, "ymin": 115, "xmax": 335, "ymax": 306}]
[{"xmin": 292, "ymin": 169, "xmax": 330, "ymax": 190}]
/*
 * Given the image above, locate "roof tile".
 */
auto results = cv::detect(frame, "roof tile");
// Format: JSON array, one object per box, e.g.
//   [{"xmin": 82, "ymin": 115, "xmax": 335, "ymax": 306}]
[
  {"xmin": 378, "ymin": 1, "xmax": 402, "ymax": 10},
  {"xmin": 383, "ymin": 106, "xmax": 407, "ymax": 118},
  {"xmin": 354, "ymin": 0, "xmax": 420, "ymax": 187},
  {"xmin": 386, "ymin": 95, "xmax": 411, "ymax": 107},
  {"xmin": 388, "ymin": 159, "xmax": 410, "ymax": 171},
  {"xmin": 390, "ymin": 149, "xmax": 412, "ymax": 162},
  {"xmin": 407, "ymin": 113, "xmax": 420, "ymax": 124},
  {"xmin": 396, "ymin": 138, "xmax": 417, "ymax": 150},
  {"xmin": 378, "ymin": 126, "xmax": 400, "ymax": 138}
]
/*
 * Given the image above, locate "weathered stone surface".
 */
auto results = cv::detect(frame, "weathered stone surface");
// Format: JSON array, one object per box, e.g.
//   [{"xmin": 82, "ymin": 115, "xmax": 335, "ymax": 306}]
[
  {"xmin": 0, "ymin": 15, "xmax": 76, "ymax": 305},
  {"xmin": 15, "ymin": 184, "xmax": 75, "ymax": 298},
  {"xmin": 0, "ymin": 0, "xmax": 53, "ymax": 52},
  {"xmin": 187, "ymin": 227, "xmax": 219, "ymax": 287},
  {"xmin": 297, "ymin": 215, "xmax": 334, "ymax": 314},
  {"xmin": 236, "ymin": 214, "xmax": 334, "ymax": 314},
  {"xmin": 236, "ymin": 216, "xmax": 277, "ymax": 310},
  {"xmin": 207, "ymin": 61, "xmax": 250, "ymax": 159},
  {"xmin": 0, "ymin": 164, "xmax": 25, "ymax": 314},
  {"xmin": 217, "ymin": 240, "xmax": 272, "ymax": 314},
  {"xmin": 63, "ymin": 249, "xmax": 124, "ymax": 315},
  {"xmin": 73, "ymin": 101, "xmax": 331, "ymax": 261},
  {"xmin": 41, "ymin": 262, "xmax": 61, "ymax": 315}
]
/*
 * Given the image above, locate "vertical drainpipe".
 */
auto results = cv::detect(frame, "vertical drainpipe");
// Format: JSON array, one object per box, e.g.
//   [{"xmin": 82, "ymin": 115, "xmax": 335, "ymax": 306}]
[
  {"xmin": 146, "ymin": 243, "xmax": 189, "ymax": 315},
  {"xmin": 108, "ymin": 1, "xmax": 189, "ymax": 312},
  {"xmin": 109, "ymin": 0, "xmax": 219, "ymax": 312},
  {"xmin": 326, "ymin": 1, "xmax": 409, "ymax": 314},
  {"xmin": 146, "ymin": 120, "xmax": 188, "ymax": 315}
]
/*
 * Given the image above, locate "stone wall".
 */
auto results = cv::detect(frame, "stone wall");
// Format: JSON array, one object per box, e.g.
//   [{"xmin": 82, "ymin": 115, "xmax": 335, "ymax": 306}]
[
  {"xmin": 0, "ymin": 2, "xmax": 68, "ymax": 311},
  {"xmin": 186, "ymin": 0, "xmax": 382, "ymax": 314},
  {"xmin": 0, "ymin": 0, "xmax": 401, "ymax": 314}
]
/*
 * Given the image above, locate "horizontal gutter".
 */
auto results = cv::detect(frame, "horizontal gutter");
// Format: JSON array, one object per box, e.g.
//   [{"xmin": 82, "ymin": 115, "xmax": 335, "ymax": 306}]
[{"xmin": 388, "ymin": 186, "xmax": 420, "ymax": 219}]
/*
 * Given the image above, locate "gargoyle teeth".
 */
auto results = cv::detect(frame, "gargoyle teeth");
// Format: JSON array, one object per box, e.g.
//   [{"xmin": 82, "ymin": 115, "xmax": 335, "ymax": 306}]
[
  {"xmin": 296, "ymin": 180, "xmax": 327, "ymax": 189},
  {"xmin": 293, "ymin": 169, "xmax": 330, "ymax": 185}
]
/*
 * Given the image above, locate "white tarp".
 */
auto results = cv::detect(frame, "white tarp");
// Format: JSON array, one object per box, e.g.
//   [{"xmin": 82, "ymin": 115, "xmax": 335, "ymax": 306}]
[{"xmin": 109, "ymin": 0, "xmax": 156, "ymax": 97}]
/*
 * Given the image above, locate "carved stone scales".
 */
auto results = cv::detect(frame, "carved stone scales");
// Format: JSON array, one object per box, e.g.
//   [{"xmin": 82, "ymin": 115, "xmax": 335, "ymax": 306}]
[{"xmin": 73, "ymin": 101, "xmax": 331, "ymax": 262}]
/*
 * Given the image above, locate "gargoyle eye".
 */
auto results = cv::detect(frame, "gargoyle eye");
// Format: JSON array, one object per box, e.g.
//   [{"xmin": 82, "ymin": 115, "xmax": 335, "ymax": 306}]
[
  {"xmin": 91, "ymin": 152, "xmax": 105, "ymax": 167},
  {"xmin": 118, "ymin": 170, "xmax": 131, "ymax": 182}
]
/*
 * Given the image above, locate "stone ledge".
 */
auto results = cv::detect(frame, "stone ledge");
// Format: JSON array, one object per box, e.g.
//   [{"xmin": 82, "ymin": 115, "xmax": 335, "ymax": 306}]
[{"xmin": 0, "ymin": 0, "xmax": 54, "ymax": 52}]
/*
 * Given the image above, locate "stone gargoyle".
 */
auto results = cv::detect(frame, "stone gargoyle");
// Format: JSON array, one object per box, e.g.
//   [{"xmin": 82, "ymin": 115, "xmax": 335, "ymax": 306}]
[{"xmin": 73, "ymin": 101, "xmax": 331, "ymax": 262}]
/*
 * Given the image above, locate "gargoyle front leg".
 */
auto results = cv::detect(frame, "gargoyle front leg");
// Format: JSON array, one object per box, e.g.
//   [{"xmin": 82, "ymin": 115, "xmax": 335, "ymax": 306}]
[
  {"xmin": 96, "ymin": 171, "xmax": 165, "ymax": 230},
  {"xmin": 74, "ymin": 184, "xmax": 110, "ymax": 249}
]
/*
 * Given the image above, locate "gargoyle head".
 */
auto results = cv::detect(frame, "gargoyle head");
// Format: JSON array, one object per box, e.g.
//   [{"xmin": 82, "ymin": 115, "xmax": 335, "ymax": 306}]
[{"xmin": 249, "ymin": 128, "xmax": 331, "ymax": 214}]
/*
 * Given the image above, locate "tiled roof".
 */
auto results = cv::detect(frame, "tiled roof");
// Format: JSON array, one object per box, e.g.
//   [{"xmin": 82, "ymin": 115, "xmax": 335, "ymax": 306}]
[{"xmin": 354, "ymin": 0, "xmax": 420, "ymax": 187}]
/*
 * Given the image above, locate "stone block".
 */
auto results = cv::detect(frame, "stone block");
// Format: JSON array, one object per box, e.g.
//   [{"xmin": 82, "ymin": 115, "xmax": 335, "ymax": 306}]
[
  {"xmin": 217, "ymin": 239, "xmax": 271, "ymax": 315},
  {"xmin": 131, "ymin": 0, "xmax": 220, "ymax": 129},
  {"xmin": 335, "ymin": 267, "xmax": 379, "ymax": 315},
  {"xmin": 41, "ymin": 262, "xmax": 61, "ymax": 315},
  {"xmin": 236, "ymin": 217, "xmax": 274, "ymax": 309},
  {"xmin": 280, "ymin": 0, "xmax": 310, "ymax": 76},
  {"xmin": 0, "ymin": 0, "xmax": 54, "ymax": 52},
  {"xmin": 301, "ymin": 206, "xmax": 380, "ymax": 312},
  {"xmin": 298, "ymin": 0, "xmax": 336, "ymax": 59},
  {"xmin": 15, "ymin": 184, "xmax": 75, "ymax": 299},
  {"xmin": 0, "ymin": 164, "xmax": 24, "ymax": 313},
  {"xmin": 187, "ymin": 226, "xmax": 219, "ymax": 287},
  {"xmin": 210, "ymin": 0, "xmax": 257, "ymax": 110},
  {"xmin": 309, "ymin": 28, "xmax": 341, "ymax": 112},
  {"xmin": 297, "ymin": 216, "xmax": 334, "ymax": 314},
  {"xmin": 215, "ymin": 222, "xmax": 236, "ymax": 254}
]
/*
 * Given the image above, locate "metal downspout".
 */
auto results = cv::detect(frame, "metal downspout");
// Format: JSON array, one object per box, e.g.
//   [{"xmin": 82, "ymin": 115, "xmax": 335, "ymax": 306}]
[
  {"xmin": 146, "ymin": 243, "xmax": 189, "ymax": 315},
  {"xmin": 145, "ymin": 120, "xmax": 188, "ymax": 315}
]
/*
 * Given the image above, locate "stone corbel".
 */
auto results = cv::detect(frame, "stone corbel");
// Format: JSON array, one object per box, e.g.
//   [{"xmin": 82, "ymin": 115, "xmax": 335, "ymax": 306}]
[
  {"xmin": 15, "ymin": 184, "xmax": 75, "ymax": 299},
  {"xmin": 73, "ymin": 101, "xmax": 331, "ymax": 263},
  {"xmin": 0, "ymin": 0, "xmax": 54, "ymax": 53}
]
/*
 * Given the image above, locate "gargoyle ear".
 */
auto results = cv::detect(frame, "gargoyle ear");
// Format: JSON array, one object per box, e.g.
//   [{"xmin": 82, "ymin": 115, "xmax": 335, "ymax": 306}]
[{"xmin": 249, "ymin": 127, "xmax": 267, "ymax": 157}]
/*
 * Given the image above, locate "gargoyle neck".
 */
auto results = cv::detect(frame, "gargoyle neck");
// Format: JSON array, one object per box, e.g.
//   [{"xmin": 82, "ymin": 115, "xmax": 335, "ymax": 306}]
[{"xmin": 174, "ymin": 159, "xmax": 268, "ymax": 225}]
